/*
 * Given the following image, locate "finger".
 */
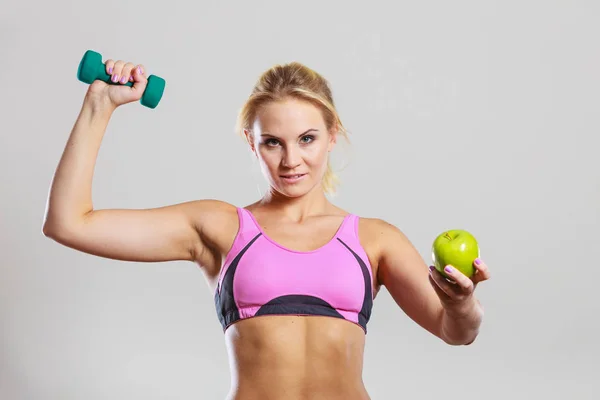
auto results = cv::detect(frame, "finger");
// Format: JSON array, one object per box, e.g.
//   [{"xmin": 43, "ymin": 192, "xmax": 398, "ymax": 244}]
[
  {"xmin": 105, "ymin": 59, "xmax": 115, "ymax": 76},
  {"xmin": 138, "ymin": 64, "xmax": 147, "ymax": 79},
  {"xmin": 118, "ymin": 62, "xmax": 136, "ymax": 84},
  {"xmin": 472, "ymin": 258, "xmax": 491, "ymax": 284},
  {"xmin": 130, "ymin": 64, "xmax": 143, "ymax": 82},
  {"xmin": 429, "ymin": 266, "xmax": 459, "ymax": 298},
  {"xmin": 428, "ymin": 273, "xmax": 452, "ymax": 301},
  {"xmin": 130, "ymin": 64, "xmax": 148, "ymax": 95},
  {"xmin": 131, "ymin": 64, "xmax": 146, "ymax": 81},
  {"xmin": 111, "ymin": 60, "xmax": 125, "ymax": 83},
  {"xmin": 442, "ymin": 265, "xmax": 475, "ymax": 294}
]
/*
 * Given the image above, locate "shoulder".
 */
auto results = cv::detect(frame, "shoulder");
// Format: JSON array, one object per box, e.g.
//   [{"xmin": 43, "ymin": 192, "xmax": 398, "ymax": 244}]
[
  {"xmin": 179, "ymin": 199, "xmax": 239, "ymax": 228},
  {"xmin": 351, "ymin": 216, "xmax": 416, "ymax": 290},
  {"xmin": 355, "ymin": 216, "xmax": 417, "ymax": 264},
  {"xmin": 183, "ymin": 199, "xmax": 240, "ymax": 247},
  {"xmin": 181, "ymin": 199, "xmax": 241, "ymax": 272},
  {"xmin": 356, "ymin": 216, "xmax": 409, "ymax": 244}
]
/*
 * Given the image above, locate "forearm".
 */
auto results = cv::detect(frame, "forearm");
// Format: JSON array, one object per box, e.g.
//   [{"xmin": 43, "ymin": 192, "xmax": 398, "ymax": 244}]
[
  {"xmin": 440, "ymin": 298, "xmax": 483, "ymax": 345},
  {"xmin": 43, "ymin": 99, "xmax": 114, "ymax": 231}
]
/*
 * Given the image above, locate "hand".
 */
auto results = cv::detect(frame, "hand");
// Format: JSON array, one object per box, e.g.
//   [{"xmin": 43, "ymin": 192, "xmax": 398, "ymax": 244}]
[
  {"xmin": 428, "ymin": 258, "xmax": 491, "ymax": 315},
  {"xmin": 85, "ymin": 58, "xmax": 148, "ymax": 111}
]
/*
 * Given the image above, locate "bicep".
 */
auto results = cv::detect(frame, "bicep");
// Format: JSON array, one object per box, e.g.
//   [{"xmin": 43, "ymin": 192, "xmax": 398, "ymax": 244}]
[
  {"xmin": 377, "ymin": 221, "xmax": 444, "ymax": 339},
  {"xmin": 45, "ymin": 200, "xmax": 233, "ymax": 264}
]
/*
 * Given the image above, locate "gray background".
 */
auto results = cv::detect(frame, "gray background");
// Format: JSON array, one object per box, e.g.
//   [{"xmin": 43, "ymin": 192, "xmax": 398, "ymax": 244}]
[{"xmin": 1, "ymin": 1, "xmax": 598, "ymax": 399}]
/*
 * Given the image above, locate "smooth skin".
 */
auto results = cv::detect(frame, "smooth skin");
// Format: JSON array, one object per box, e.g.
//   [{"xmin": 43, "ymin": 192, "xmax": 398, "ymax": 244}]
[{"xmin": 43, "ymin": 57, "xmax": 491, "ymax": 400}]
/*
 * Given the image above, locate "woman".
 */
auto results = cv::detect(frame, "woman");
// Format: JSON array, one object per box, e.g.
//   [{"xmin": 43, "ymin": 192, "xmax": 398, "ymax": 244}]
[{"xmin": 43, "ymin": 56, "xmax": 490, "ymax": 399}]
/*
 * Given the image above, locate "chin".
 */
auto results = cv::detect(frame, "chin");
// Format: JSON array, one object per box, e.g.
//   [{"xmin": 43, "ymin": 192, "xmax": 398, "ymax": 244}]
[
  {"xmin": 275, "ymin": 185, "xmax": 309, "ymax": 198},
  {"xmin": 273, "ymin": 178, "xmax": 317, "ymax": 198}
]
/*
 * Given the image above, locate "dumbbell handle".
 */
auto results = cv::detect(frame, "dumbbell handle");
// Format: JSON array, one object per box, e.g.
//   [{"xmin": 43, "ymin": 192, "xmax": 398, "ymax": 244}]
[
  {"xmin": 77, "ymin": 50, "xmax": 165, "ymax": 109},
  {"xmin": 98, "ymin": 69, "xmax": 135, "ymax": 87}
]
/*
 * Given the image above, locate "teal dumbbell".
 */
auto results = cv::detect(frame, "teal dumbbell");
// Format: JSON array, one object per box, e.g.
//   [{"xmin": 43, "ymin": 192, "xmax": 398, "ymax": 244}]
[{"xmin": 77, "ymin": 50, "xmax": 166, "ymax": 109}]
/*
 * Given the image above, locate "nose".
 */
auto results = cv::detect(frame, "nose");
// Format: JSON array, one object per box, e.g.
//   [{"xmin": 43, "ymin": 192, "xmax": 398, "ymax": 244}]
[{"xmin": 282, "ymin": 146, "xmax": 301, "ymax": 169}]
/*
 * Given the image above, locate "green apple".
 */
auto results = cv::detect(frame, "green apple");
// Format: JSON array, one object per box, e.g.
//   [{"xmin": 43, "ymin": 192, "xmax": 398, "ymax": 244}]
[{"xmin": 432, "ymin": 229, "xmax": 480, "ymax": 279}]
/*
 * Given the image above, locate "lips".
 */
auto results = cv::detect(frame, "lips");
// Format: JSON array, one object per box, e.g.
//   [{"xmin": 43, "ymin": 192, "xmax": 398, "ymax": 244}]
[
  {"xmin": 280, "ymin": 174, "xmax": 306, "ymax": 178},
  {"xmin": 280, "ymin": 173, "xmax": 307, "ymax": 183}
]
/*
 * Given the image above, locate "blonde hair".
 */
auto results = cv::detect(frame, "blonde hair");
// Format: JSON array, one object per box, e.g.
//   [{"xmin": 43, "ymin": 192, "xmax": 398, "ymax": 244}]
[{"xmin": 236, "ymin": 62, "xmax": 349, "ymax": 195}]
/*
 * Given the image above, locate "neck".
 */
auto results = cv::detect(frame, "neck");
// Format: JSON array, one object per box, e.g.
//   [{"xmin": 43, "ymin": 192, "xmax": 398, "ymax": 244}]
[{"xmin": 259, "ymin": 185, "xmax": 331, "ymax": 222}]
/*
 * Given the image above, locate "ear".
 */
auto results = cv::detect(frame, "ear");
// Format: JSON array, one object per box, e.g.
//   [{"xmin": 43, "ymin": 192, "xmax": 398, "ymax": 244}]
[
  {"xmin": 327, "ymin": 125, "xmax": 338, "ymax": 152},
  {"xmin": 244, "ymin": 129, "xmax": 257, "ymax": 155}
]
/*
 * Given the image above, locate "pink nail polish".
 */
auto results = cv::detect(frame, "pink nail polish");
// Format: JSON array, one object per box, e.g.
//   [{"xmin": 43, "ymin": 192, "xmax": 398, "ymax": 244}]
[
  {"xmin": 120, "ymin": 76, "xmax": 127, "ymax": 84},
  {"xmin": 108, "ymin": 67, "xmax": 113, "ymax": 74},
  {"xmin": 444, "ymin": 266, "xmax": 454, "ymax": 274}
]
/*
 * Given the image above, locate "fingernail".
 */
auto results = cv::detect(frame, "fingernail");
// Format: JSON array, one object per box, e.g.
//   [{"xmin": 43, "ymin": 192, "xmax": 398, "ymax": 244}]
[
  {"xmin": 474, "ymin": 258, "xmax": 481, "ymax": 265},
  {"xmin": 444, "ymin": 266, "xmax": 454, "ymax": 274},
  {"xmin": 112, "ymin": 74, "xmax": 119, "ymax": 82},
  {"xmin": 120, "ymin": 76, "xmax": 127, "ymax": 84},
  {"xmin": 429, "ymin": 266, "xmax": 434, "ymax": 272},
  {"xmin": 138, "ymin": 67, "xmax": 143, "ymax": 75},
  {"xmin": 108, "ymin": 67, "xmax": 113, "ymax": 74}
]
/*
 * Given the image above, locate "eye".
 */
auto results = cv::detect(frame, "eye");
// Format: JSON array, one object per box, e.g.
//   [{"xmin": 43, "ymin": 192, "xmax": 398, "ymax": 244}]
[
  {"xmin": 265, "ymin": 138, "xmax": 280, "ymax": 147},
  {"xmin": 300, "ymin": 135, "xmax": 315, "ymax": 144}
]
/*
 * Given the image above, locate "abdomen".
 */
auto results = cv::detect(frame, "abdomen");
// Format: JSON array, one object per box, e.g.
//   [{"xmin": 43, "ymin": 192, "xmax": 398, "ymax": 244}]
[{"xmin": 224, "ymin": 315, "xmax": 370, "ymax": 400}]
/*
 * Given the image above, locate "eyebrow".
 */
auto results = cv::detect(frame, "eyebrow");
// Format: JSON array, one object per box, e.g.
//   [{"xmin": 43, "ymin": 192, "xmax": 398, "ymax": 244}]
[{"xmin": 261, "ymin": 129, "xmax": 319, "ymax": 138}]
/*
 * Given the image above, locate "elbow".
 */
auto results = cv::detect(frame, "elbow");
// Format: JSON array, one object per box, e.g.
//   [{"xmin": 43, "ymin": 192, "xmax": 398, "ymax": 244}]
[
  {"xmin": 42, "ymin": 221, "xmax": 63, "ymax": 241},
  {"xmin": 42, "ymin": 216, "xmax": 56, "ymax": 237},
  {"xmin": 42, "ymin": 218, "xmax": 56, "ymax": 238},
  {"xmin": 42, "ymin": 211, "xmax": 62, "ymax": 238},
  {"xmin": 42, "ymin": 222, "xmax": 78, "ymax": 248},
  {"xmin": 42, "ymin": 206, "xmax": 61, "ymax": 238},
  {"xmin": 42, "ymin": 208, "xmax": 88, "ymax": 240},
  {"xmin": 41, "ymin": 216, "xmax": 76, "ymax": 242}
]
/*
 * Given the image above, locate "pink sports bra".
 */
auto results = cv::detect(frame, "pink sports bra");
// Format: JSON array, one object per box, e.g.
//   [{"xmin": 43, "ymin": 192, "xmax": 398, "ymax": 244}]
[{"xmin": 214, "ymin": 207, "xmax": 374, "ymax": 333}]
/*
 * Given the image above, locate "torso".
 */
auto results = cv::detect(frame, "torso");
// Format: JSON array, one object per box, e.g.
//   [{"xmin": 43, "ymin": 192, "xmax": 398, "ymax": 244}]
[{"xmin": 196, "ymin": 203, "xmax": 383, "ymax": 400}]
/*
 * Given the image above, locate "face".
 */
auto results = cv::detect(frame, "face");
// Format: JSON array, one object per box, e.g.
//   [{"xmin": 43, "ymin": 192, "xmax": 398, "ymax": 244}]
[{"xmin": 245, "ymin": 98, "xmax": 337, "ymax": 198}]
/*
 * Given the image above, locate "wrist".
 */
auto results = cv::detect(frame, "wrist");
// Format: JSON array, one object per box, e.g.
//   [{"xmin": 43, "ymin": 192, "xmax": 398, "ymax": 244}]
[
  {"xmin": 444, "ymin": 297, "xmax": 481, "ymax": 319},
  {"xmin": 82, "ymin": 92, "xmax": 116, "ymax": 121},
  {"xmin": 441, "ymin": 298, "xmax": 483, "ymax": 345}
]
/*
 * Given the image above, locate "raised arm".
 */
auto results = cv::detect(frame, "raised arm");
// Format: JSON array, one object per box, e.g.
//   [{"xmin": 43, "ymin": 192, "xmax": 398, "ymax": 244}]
[{"xmin": 42, "ymin": 56, "xmax": 237, "ymax": 270}]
